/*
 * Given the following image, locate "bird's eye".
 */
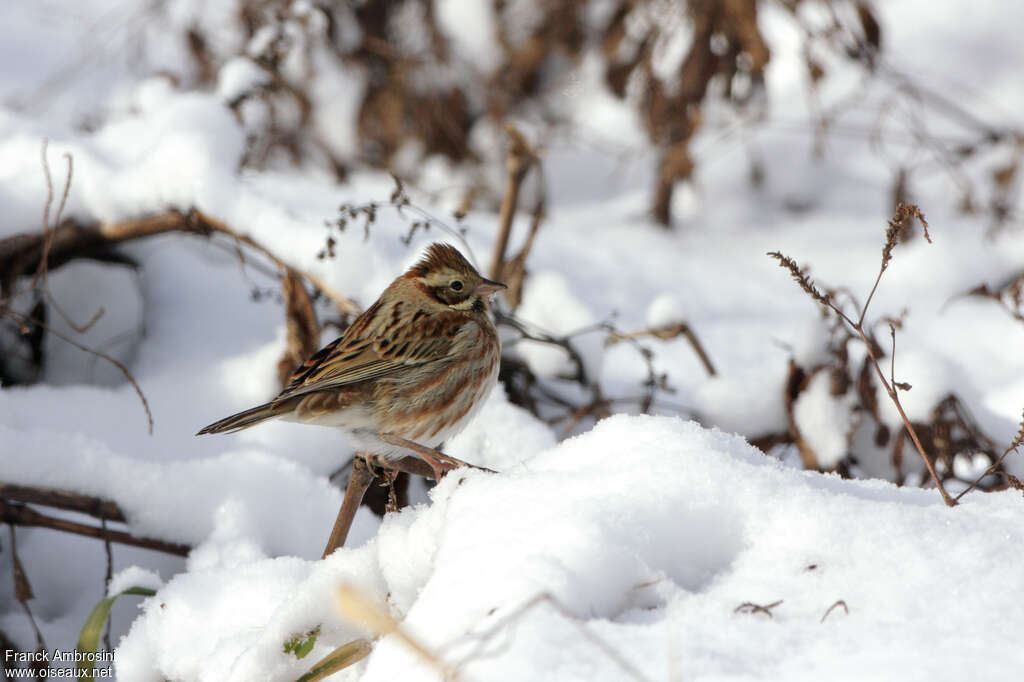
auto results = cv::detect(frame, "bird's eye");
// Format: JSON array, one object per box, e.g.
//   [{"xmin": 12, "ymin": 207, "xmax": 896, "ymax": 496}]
[{"xmin": 450, "ymin": 280, "xmax": 464, "ymax": 291}]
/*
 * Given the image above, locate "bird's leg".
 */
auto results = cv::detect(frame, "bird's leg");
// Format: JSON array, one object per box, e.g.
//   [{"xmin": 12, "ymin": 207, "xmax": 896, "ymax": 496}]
[
  {"xmin": 379, "ymin": 433, "xmax": 497, "ymax": 479},
  {"xmin": 322, "ymin": 454, "xmax": 376, "ymax": 559}
]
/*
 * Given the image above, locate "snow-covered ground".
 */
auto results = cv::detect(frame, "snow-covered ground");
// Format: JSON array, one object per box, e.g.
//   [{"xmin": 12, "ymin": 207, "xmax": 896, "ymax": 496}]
[{"xmin": 2, "ymin": 1, "xmax": 1024, "ymax": 680}]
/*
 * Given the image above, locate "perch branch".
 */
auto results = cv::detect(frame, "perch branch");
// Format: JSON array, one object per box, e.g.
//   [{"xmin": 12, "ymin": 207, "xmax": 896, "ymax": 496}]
[{"xmin": 322, "ymin": 455, "xmax": 376, "ymax": 558}]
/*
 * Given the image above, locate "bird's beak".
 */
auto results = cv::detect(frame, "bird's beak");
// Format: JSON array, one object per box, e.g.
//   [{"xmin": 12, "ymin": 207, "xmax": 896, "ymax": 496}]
[{"xmin": 475, "ymin": 278, "xmax": 507, "ymax": 297}]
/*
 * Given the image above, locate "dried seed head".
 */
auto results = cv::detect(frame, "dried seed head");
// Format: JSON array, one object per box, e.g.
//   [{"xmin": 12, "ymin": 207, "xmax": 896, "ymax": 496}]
[
  {"xmin": 882, "ymin": 203, "xmax": 931, "ymax": 270},
  {"xmin": 768, "ymin": 251, "xmax": 831, "ymax": 307}
]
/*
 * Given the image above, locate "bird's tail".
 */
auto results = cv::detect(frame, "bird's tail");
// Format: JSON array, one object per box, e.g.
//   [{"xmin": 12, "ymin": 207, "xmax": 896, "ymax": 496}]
[{"xmin": 196, "ymin": 399, "xmax": 293, "ymax": 435}]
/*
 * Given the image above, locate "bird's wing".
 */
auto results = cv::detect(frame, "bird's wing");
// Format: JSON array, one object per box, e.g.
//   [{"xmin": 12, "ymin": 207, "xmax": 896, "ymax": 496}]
[{"xmin": 276, "ymin": 307, "xmax": 463, "ymax": 401}]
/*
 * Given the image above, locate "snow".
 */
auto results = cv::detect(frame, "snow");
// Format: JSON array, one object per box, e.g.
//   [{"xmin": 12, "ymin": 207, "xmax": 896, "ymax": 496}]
[
  {"xmin": 436, "ymin": 1, "xmax": 502, "ymax": 76},
  {"xmin": 106, "ymin": 418, "xmax": 1024, "ymax": 681},
  {"xmin": 107, "ymin": 567, "xmax": 162, "ymax": 598},
  {"xmin": 1, "ymin": 1, "xmax": 1023, "ymax": 681},
  {"xmin": 217, "ymin": 57, "xmax": 270, "ymax": 103}
]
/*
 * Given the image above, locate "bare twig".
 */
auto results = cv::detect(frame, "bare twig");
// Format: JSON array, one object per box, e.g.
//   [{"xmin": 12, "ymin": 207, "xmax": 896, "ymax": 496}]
[
  {"xmin": 36, "ymin": 142, "xmax": 106, "ymax": 335},
  {"xmin": 5, "ymin": 309, "xmax": 154, "ymax": 434},
  {"xmin": 494, "ymin": 311, "xmax": 591, "ymax": 386}
]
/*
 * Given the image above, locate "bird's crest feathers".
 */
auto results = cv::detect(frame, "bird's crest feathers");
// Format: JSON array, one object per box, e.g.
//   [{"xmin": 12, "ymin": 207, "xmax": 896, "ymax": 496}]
[{"xmin": 408, "ymin": 243, "xmax": 476, "ymax": 278}]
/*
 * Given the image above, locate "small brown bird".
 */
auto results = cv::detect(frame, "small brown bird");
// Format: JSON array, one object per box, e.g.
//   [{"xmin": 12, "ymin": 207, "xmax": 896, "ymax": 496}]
[{"xmin": 198, "ymin": 243, "xmax": 505, "ymax": 479}]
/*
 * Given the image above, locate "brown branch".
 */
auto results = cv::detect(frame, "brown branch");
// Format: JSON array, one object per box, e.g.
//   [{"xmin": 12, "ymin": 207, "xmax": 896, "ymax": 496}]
[
  {"xmin": 322, "ymin": 455, "xmax": 376, "ymax": 558},
  {"xmin": 1, "ymin": 499, "xmax": 190, "ymax": 557},
  {"xmin": 0, "ymin": 209, "xmax": 360, "ymax": 316},
  {"xmin": 0, "ymin": 483, "xmax": 126, "ymax": 522}
]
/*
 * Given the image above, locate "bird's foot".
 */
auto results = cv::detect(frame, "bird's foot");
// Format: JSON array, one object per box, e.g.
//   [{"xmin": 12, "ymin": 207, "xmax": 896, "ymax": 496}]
[{"xmin": 379, "ymin": 433, "xmax": 495, "ymax": 479}]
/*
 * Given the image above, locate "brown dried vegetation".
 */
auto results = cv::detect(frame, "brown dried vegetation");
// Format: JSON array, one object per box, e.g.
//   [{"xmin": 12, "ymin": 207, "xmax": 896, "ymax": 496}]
[
  {"xmin": 169, "ymin": 0, "xmax": 883, "ymax": 225},
  {"xmin": 770, "ymin": 204, "xmax": 1024, "ymax": 505}
]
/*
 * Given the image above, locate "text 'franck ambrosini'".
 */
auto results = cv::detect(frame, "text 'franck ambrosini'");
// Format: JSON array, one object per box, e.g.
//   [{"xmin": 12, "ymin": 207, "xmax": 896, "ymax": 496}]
[{"xmin": 6, "ymin": 649, "xmax": 114, "ymax": 663}]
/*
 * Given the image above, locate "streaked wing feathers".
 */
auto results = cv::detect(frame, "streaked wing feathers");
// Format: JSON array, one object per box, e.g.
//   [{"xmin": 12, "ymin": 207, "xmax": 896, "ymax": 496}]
[{"xmin": 276, "ymin": 306, "xmax": 463, "ymax": 401}]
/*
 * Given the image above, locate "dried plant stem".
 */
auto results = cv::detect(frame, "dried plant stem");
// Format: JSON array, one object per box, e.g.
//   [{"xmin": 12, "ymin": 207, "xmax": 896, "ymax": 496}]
[
  {"xmin": 855, "ymin": 324, "xmax": 955, "ymax": 506},
  {"xmin": 768, "ymin": 204, "xmax": 957, "ymax": 507},
  {"xmin": 955, "ymin": 409, "xmax": 1024, "ymax": 500},
  {"xmin": 488, "ymin": 126, "xmax": 535, "ymax": 282},
  {"xmin": 335, "ymin": 584, "xmax": 460, "ymax": 680}
]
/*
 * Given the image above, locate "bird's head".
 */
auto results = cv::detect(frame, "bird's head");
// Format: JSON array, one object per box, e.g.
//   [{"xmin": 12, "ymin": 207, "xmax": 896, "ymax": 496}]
[{"xmin": 407, "ymin": 243, "xmax": 506, "ymax": 312}]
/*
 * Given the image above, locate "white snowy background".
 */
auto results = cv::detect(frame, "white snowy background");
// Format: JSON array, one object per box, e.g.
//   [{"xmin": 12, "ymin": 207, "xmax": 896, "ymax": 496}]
[{"xmin": 2, "ymin": 1, "xmax": 1024, "ymax": 680}]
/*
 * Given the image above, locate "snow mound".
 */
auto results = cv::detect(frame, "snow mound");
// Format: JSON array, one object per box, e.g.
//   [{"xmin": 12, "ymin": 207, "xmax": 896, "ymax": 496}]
[{"xmin": 113, "ymin": 416, "xmax": 1024, "ymax": 681}]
